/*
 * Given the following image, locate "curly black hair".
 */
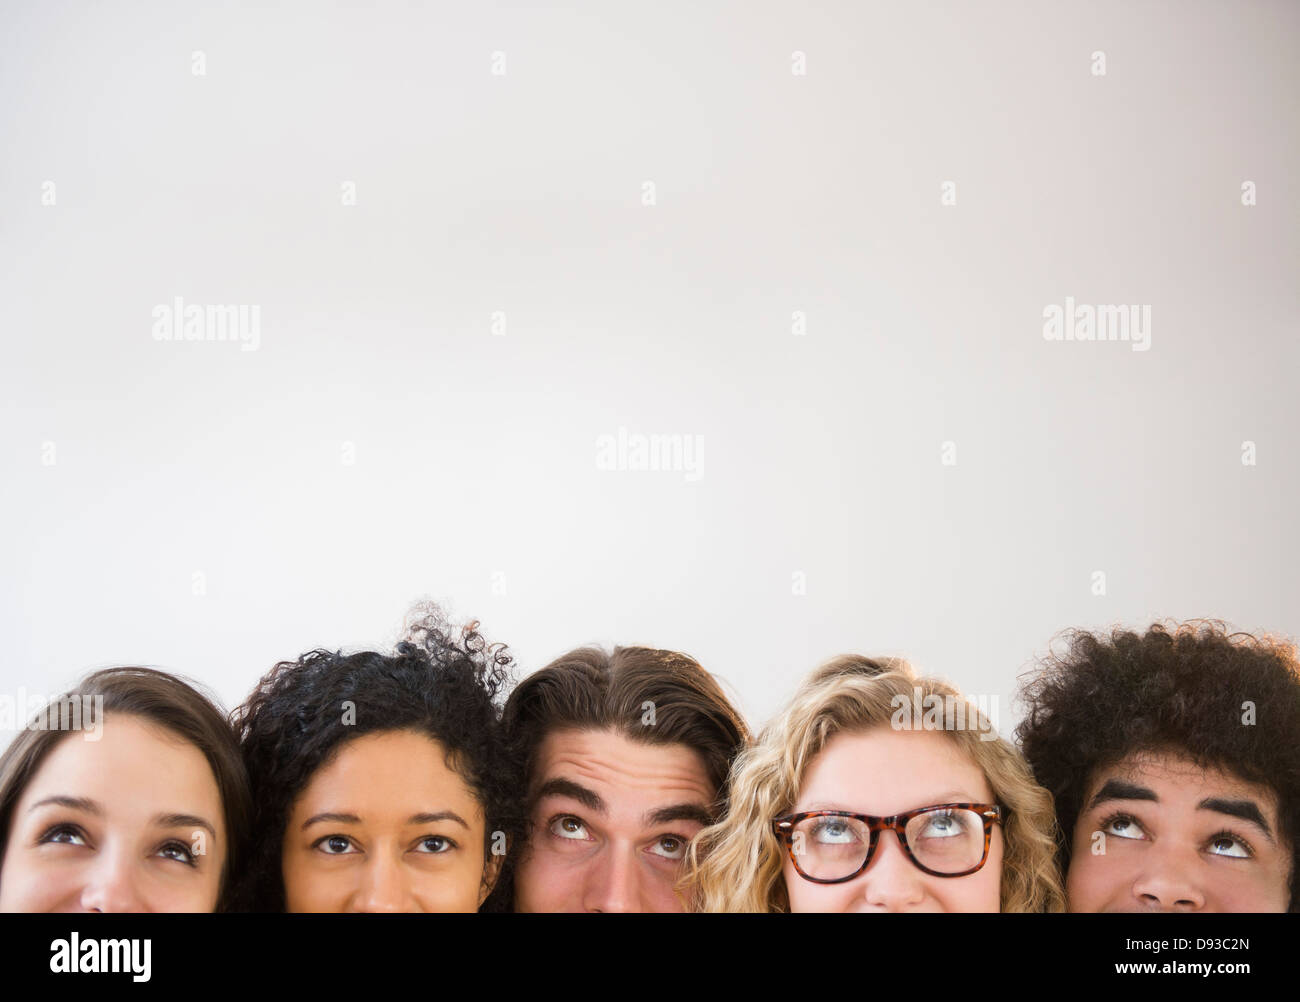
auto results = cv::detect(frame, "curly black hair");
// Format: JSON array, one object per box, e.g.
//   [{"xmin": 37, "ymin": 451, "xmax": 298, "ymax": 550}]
[
  {"xmin": 1016, "ymin": 620, "xmax": 1300, "ymax": 910},
  {"xmin": 231, "ymin": 603, "xmax": 522, "ymax": 912}
]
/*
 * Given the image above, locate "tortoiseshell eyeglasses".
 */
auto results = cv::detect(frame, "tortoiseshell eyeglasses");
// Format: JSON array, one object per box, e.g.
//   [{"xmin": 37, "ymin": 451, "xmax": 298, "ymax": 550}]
[{"xmin": 772, "ymin": 803, "xmax": 1004, "ymax": 882}]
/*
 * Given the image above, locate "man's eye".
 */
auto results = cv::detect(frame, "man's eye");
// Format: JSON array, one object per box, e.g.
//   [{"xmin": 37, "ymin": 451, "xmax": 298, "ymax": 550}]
[
  {"xmin": 157, "ymin": 841, "xmax": 196, "ymax": 865},
  {"xmin": 315, "ymin": 835, "xmax": 357, "ymax": 855},
  {"xmin": 1206, "ymin": 832, "xmax": 1253, "ymax": 859},
  {"xmin": 40, "ymin": 824, "xmax": 88, "ymax": 847},
  {"xmin": 415, "ymin": 835, "xmax": 454, "ymax": 854},
  {"xmin": 1101, "ymin": 814, "xmax": 1147, "ymax": 840},
  {"xmin": 648, "ymin": 835, "xmax": 688, "ymax": 861},
  {"xmin": 549, "ymin": 816, "xmax": 591, "ymax": 841}
]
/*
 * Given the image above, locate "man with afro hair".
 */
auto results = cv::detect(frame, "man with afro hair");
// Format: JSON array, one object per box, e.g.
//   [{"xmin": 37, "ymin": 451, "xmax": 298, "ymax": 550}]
[{"xmin": 1017, "ymin": 620, "xmax": 1300, "ymax": 912}]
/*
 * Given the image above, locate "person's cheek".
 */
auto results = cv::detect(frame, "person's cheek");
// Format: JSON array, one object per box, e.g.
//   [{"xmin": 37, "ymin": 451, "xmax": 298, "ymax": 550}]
[
  {"xmin": 1064, "ymin": 855, "xmax": 1097, "ymax": 913},
  {"xmin": 984, "ymin": 837, "xmax": 1005, "ymax": 912},
  {"xmin": 198, "ymin": 855, "xmax": 223, "ymax": 913},
  {"xmin": 781, "ymin": 861, "xmax": 803, "ymax": 913},
  {"xmin": 652, "ymin": 865, "xmax": 686, "ymax": 913},
  {"xmin": 512, "ymin": 848, "xmax": 552, "ymax": 912},
  {"xmin": 1236, "ymin": 864, "xmax": 1288, "ymax": 913},
  {"xmin": 13, "ymin": 861, "xmax": 77, "ymax": 912},
  {"xmin": 453, "ymin": 856, "xmax": 482, "ymax": 912}
]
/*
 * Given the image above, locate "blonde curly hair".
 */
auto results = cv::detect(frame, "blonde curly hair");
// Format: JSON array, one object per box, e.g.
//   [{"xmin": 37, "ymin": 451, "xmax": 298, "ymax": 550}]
[{"xmin": 682, "ymin": 655, "xmax": 1064, "ymax": 912}]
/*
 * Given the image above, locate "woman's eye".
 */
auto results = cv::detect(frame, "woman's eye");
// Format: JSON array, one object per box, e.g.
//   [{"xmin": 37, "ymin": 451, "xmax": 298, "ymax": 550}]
[
  {"xmin": 922, "ymin": 812, "xmax": 960, "ymax": 838},
  {"xmin": 1206, "ymin": 833, "xmax": 1252, "ymax": 859},
  {"xmin": 648, "ymin": 835, "xmax": 687, "ymax": 861},
  {"xmin": 550, "ymin": 816, "xmax": 591, "ymax": 841},
  {"xmin": 812, "ymin": 820, "xmax": 855, "ymax": 844},
  {"xmin": 40, "ymin": 825, "xmax": 88, "ymax": 847},
  {"xmin": 157, "ymin": 841, "xmax": 196, "ymax": 865},
  {"xmin": 1102, "ymin": 814, "xmax": 1146, "ymax": 840},
  {"xmin": 416, "ymin": 835, "xmax": 453, "ymax": 854},
  {"xmin": 317, "ymin": 835, "xmax": 356, "ymax": 855}
]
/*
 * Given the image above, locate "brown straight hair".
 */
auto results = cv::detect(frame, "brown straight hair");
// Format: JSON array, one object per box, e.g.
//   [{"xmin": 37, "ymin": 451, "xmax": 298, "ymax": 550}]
[
  {"xmin": 502, "ymin": 645, "xmax": 750, "ymax": 818},
  {"xmin": 0, "ymin": 667, "xmax": 252, "ymax": 912}
]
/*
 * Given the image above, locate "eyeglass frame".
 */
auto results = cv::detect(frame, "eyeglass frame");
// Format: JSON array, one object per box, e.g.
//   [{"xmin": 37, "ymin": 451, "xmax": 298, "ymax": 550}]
[{"xmin": 771, "ymin": 802, "xmax": 1004, "ymax": 882}]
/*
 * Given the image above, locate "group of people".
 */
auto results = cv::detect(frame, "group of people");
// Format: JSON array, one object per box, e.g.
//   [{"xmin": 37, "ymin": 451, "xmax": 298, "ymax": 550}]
[{"xmin": 1, "ymin": 607, "xmax": 1297, "ymax": 913}]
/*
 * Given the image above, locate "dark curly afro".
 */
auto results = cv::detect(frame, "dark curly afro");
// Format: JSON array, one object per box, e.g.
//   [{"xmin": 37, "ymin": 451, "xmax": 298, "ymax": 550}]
[
  {"xmin": 1016, "ymin": 620, "xmax": 1300, "ymax": 909},
  {"xmin": 232, "ymin": 603, "xmax": 522, "ymax": 912}
]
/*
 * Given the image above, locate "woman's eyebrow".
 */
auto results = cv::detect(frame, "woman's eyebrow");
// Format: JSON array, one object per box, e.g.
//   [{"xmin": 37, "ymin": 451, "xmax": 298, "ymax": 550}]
[
  {"xmin": 301, "ymin": 811, "xmax": 363, "ymax": 829},
  {"xmin": 153, "ymin": 812, "xmax": 217, "ymax": 838},
  {"xmin": 28, "ymin": 795, "xmax": 100, "ymax": 815},
  {"xmin": 799, "ymin": 792, "xmax": 975, "ymax": 813},
  {"xmin": 1198, "ymin": 797, "xmax": 1276, "ymax": 843},
  {"xmin": 407, "ymin": 811, "xmax": 468, "ymax": 828}
]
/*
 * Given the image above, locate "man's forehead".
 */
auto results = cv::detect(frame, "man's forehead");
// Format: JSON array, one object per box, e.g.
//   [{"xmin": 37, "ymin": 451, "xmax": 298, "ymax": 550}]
[
  {"xmin": 531, "ymin": 727, "xmax": 715, "ymax": 802},
  {"xmin": 1086, "ymin": 749, "xmax": 1279, "ymax": 813}
]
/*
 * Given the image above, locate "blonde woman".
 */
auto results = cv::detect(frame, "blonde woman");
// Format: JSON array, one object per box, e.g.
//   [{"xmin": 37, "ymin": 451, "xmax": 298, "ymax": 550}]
[{"xmin": 683, "ymin": 655, "xmax": 1064, "ymax": 912}]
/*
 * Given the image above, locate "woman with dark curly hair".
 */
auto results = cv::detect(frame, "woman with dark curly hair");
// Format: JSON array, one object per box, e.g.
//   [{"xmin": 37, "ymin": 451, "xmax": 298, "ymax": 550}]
[
  {"xmin": 1016, "ymin": 620, "xmax": 1300, "ymax": 913},
  {"xmin": 233, "ymin": 603, "xmax": 521, "ymax": 912}
]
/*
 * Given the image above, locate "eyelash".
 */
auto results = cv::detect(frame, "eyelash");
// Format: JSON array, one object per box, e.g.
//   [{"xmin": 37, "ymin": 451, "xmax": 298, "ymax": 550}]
[
  {"xmin": 158, "ymin": 840, "xmax": 198, "ymax": 866},
  {"xmin": 311, "ymin": 835, "xmax": 458, "ymax": 854},
  {"xmin": 38, "ymin": 824, "xmax": 197, "ymax": 866},
  {"xmin": 546, "ymin": 815, "xmax": 689, "ymax": 859},
  {"xmin": 37, "ymin": 822, "xmax": 87, "ymax": 848},
  {"xmin": 649, "ymin": 834, "xmax": 690, "ymax": 860},
  {"xmin": 1097, "ymin": 813, "xmax": 1257, "ymax": 858},
  {"xmin": 548, "ymin": 815, "xmax": 590, "ymax": 840},
  {"xmin": 1097, "ymin": 812, "xmax": 1142, "ymax": 837},
  {"xmin": 312, "ymin": 835, "xmax": 356, "ymax": 855},
  {"xmin": 1208, "ymin": 828, "xmax": 1256, "ymax": 858}
]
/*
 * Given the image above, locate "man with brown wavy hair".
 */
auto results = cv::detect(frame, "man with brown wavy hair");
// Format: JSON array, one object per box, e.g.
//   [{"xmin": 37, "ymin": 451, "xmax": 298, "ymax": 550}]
[
  {"xmin": 501, "ymin": 645, "xmax": 748, "ymax": 912},
  {"xmin": 1016, "ymin": 620, "xmax": 1300, "ymax": 913}
]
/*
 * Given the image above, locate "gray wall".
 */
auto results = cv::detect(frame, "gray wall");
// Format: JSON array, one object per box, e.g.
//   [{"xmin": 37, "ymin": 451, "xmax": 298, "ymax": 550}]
[{"xmin": 2, "ymin": 0, "xmax": 1297, "ymax": 738}]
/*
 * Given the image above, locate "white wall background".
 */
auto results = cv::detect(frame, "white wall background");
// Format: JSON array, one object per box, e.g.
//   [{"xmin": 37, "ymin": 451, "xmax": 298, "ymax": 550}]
[{"xmin": 2, "ymin": 0, "xmax": 1297, "ymax": 739}]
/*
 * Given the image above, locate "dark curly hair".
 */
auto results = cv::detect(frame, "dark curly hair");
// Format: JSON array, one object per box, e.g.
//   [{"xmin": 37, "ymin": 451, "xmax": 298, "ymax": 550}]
[
  {"xmin": 1016, "ymin": 620, "xmax": 1300, "ymax": 909},
  {"xmin": 232, "ymin": 604, "xmax": 522, "ymax": 912}
]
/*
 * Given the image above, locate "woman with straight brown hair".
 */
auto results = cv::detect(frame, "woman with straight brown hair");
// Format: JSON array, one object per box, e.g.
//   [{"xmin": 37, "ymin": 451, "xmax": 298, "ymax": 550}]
[{"xmin": 0, "ymin": 666, "xmax": 251, "ymax": 912}]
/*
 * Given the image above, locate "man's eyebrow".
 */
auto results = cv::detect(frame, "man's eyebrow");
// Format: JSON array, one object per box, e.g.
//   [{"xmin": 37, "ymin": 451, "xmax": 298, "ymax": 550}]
[
  {"xmin": 154, "ymin": 813, "xmax": 217, "ymax": 838},
  {"xmin": 408, "ymin": 811, "xmax": 468, "ymax": 829},
  {"xmin": 1087, "ymin": 779, "xmax": 1158, "ymax": 810},
  {"xmin": 301, "ymin": 811, "xmax": 362, "ymax": 830},
  {"xmin": 644, "ymin": 803, "xmax": 713, "ymax": 828},
  {"xmin": 28, "ymin": 795, "xmax": 100, "ymax": 815},
  {"xmin": 1198, "ymin": 798, "xmax": 1276, "ymax": 844},
  {"xmin": 533, "ymin": 778, "xmax": 607, "ymax": 815}
]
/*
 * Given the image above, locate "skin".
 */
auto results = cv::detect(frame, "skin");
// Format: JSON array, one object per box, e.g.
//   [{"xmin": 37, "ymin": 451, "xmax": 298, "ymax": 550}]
[
  {"xmin": 281, "ymin": 729, "xmax": 498, "ymax": 913},
  {"xmin": 514, "ymin": 727, "xmax": 716, "ymax": 912},
  {"xmin": 0, "ymin": 712, "xmax": 226, "ymax": 913},
  {"xmin": 783, "ymin": 727, "xmax": 1003, "ymax": 913},
  {"xmin": 1066, "ymin": 750, "xmax": 1292, "ymax": 913}
]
